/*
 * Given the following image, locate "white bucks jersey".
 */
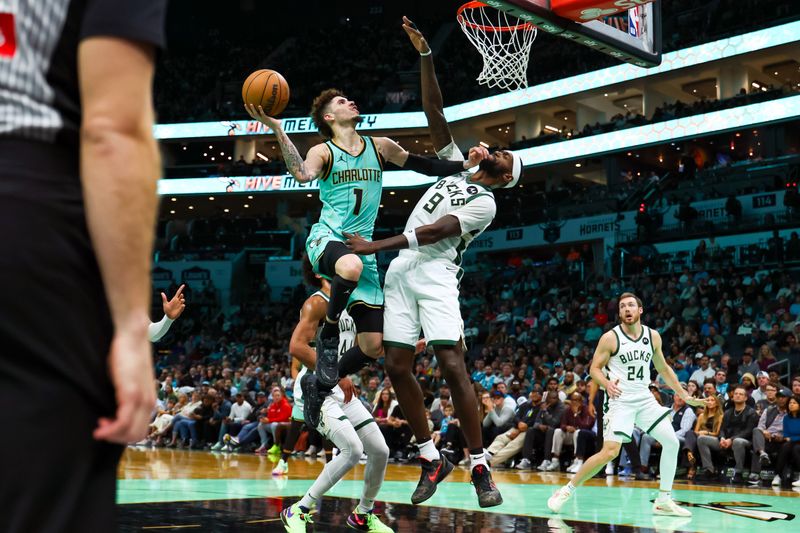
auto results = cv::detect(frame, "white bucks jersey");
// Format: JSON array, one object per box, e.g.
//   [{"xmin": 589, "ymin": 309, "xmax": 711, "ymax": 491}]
[
  {"xmin": 293, "ymin": 291, "xmax": 357, "ymax": 405},
  {"xmin": 607, "ymin": 324, "xmax": 654, "ymax": 398},
  {"xmin": 399, "ymin": 173, "xmax": 496, "ymax": 266},
  {"xmin": 338, "ymin": 311, "xmax": 356, "ymax": 357}
]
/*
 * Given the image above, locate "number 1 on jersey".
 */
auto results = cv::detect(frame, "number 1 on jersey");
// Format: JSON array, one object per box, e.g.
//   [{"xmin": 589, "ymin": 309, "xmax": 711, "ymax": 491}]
[{"xmin": 352, "ymin": 188, "xmax": 363, "ymax": 216}]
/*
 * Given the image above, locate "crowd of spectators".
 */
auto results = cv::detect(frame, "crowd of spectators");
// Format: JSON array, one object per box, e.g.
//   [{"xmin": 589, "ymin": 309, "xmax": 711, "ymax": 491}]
[{"xmin": 140, "ymin": 249, "xmax": 800, "ymax": 486}]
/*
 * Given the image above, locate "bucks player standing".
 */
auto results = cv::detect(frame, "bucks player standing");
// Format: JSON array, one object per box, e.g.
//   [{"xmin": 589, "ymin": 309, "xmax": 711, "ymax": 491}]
[
  {"xmin": 547, "ymin": 293, "xmax": 711, "ymax": 516},
  {"xmin": 246, "ymin": 94, "xmax": 487, "ymax": 428},
  {"xmin": 279, "ymin": 255, "xmax": 393, "ymax": 533},
  {"xmin": 345, "ymin": 148, "xmax": 521, "ymax": 509}
]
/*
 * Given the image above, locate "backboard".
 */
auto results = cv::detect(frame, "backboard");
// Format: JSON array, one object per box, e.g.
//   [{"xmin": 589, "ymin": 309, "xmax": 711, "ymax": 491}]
[{"xmin": 480, "ymin": 0, "xmax": 662, "ymax": 67}]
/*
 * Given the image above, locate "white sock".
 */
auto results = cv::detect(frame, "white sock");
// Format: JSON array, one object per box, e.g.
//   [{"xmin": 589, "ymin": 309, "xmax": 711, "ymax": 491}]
[
  {"xmin": 418, "ymin": 439, "xmax": 440, "ymax": 462},
  {"xmin": 298, "ymin": 493, "xmax": 317, "ymax": 511},
  {"xmin": 564, "ymin": 482, "xmax": 576, "ymax": 494},
  {"xmin": 356, "ymin": 500, "xmax": 373, "ymax": 514},
  {"xmin": 656, "ymin": 490, "xmax": 671, "ymax": 502},
  {"xmin": 470, "ymin": 451, "xmax": 488, "ymax": 469}
]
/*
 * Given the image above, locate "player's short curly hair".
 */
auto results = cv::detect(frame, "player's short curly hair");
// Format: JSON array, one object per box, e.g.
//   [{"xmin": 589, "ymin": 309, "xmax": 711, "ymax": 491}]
[
  {"xmin": 618, "ymin": 292, "xmax": 643, "ymax": 307},
  {"xmin": 310, "ymin": 88, "xmax": 344, "ymax": 140}
]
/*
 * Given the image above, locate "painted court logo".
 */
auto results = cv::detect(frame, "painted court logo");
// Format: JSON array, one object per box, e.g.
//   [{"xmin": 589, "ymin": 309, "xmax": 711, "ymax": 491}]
[{"xmin": 652, "ymin": 500, "xmax": 794, "ymax": 522}]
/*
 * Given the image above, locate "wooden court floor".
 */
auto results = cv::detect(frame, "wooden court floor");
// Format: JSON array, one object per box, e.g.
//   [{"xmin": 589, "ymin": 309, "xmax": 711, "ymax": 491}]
[{"xmin": 118, "ymin": 448, "xmax": 799, "ymax": 532}]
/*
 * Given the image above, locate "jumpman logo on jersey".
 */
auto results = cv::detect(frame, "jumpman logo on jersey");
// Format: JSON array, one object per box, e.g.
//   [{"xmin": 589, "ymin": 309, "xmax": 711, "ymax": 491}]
[{"xmin": 337, "ymin": 153, "xmax": 347, "ymax": 163}]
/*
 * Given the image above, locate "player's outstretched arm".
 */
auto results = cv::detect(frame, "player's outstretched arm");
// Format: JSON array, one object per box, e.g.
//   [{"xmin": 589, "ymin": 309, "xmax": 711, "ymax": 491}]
[
  {"xmin": 288, "ymin": 296, "xmax": 327, "ymax": 369},
  {"xmin": 374, "ymin": 137, "xmax": 487, "ymax": 176},
  {"xmin": 345, "ymin": 214, "xmax": 462, "ymax": 255},
  {"xmin": 651, "ymin": 330, "xmax": 709, "ymax": 408},
  {"xmin": 589, "ymin": 332, "xmax": 620, "ymax": 399},
  {"xmin": 402, "ymin": 16, "xmax": 452, "ymax": 152},
  {"xmin": 244, "ymin": 104, "xmax": 327, "ymax": 183},
  {"xmin": 149, "ymin": 284, "xmax": 186, "ymax": 342}
]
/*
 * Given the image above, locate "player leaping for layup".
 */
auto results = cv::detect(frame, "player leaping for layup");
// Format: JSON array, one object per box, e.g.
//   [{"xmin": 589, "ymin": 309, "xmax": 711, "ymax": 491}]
[
  {"xmin": 344, "ymin": 18, "xmax": 521, "ymax": 508},
  {"xmin": 246, "ymin": 95, "xmax": 488, "ymax": 428},
  {"xmin": 547, "ymin": 292, "xmax": 711, "ymax": 516}
]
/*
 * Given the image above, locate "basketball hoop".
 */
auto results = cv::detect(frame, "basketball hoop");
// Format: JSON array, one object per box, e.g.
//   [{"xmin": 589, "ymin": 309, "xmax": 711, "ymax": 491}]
[{"xmin": 457, "ymin": 1, "xmax": 537, "ymax": 91}]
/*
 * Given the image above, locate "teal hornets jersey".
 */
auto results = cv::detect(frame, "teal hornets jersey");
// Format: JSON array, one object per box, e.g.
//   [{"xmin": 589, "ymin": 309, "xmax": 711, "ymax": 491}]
[{"xmin": 317, "ymin": 136, "xmax": 383, "ymax": 240}]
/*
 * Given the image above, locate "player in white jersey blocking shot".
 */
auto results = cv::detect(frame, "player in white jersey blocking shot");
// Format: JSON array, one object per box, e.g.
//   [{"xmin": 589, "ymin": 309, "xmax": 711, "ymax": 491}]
[
  {"xmin": 344, "ymin": 17, "xmax": 518, "ymax": 508},
  {"xmin": 280, "ymin": 256, "xmax": 392, "ymax": 533},
  {"xmin": 345, "ymin": 144, "xmax": 521, "ymax": 508},
  {"xmin": 547, "ymin": 292, "xmax": 711, "ymax": 517}
]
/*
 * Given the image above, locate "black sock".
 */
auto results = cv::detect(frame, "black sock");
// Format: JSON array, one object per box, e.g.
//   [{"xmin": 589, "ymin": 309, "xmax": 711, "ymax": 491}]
[
  {"xmin": 337, "ymin": 346, "xmax": 372, "ymax": 378},
  {"xmin": 321, "ymin": 275, "xmax": 358, "ymax": 339},
  {"xmin": 469, "ymin": 447, "xmax": 483, "ymax": 456}
]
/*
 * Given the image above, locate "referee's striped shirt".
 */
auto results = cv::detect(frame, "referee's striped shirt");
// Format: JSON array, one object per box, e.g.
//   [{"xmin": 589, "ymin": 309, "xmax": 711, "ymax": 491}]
[{"xmin": 0, "ymin": 0, "xmax": 166, "ymax": 153}]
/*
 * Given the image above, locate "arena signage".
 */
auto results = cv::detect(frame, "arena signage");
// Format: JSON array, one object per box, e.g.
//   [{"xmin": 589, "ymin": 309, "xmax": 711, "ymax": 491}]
[
  {"xmin": 158, "ymin": 97, "xmax": 800, "ymax": 196},
  {"xmin": 158, "ymin": 171, "xmax": 437, "ymax": 196},
  {"xmin": 153, "ymin": 21, "xmax": 800, "ymax": 140},
  {"xmin": 465, "ymin": 191, "xmax": 787, "ymax": 252}
]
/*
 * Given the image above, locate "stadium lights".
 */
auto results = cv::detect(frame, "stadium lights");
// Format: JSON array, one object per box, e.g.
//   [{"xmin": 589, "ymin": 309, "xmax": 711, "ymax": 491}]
[
  {"xmin": 752, "ymin": 82, "xmax": 761, "ymax": 89},
  {"xmin": 575, "ymin": 163, "xmax": 582, "ymax": 168},
  {"xmin": 544, "ymin": 125, "xmax": 560, "ymax": 133},
  {"xmin": 224, "ymin": 208, "xmax": 229, "ymax": 213},
  {"xmin": 244, "ymin": 204, "xmax": 249, "ymax": 208},
  {"xmin": 188, "ymin": 206, "xmax": 194, "ymax": 210},
  {"xmin": 209, "ymin": 196, "xmax": 215, "ymax": 200},
  {"xmin": 171, "ymin": 197, "xmax": 176, "ymax": 202},
  {"xmin": 256, "ymin": 152, "xmax": 269, "ymax": 162},
  {"xmin": 170, "ymin": 210, "xmax": 175, "ymax": 214}
]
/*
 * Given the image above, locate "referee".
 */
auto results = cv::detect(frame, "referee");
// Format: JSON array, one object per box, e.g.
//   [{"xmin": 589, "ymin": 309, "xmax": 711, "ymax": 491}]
[{"xmin": 0, "ymin": 1, "xmax": 166, "ymax": 531}]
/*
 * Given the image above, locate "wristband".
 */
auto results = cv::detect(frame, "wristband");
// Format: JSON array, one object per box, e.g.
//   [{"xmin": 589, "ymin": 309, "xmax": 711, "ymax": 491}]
[
  {"xmin": 420, "ymin": 49, "xmax": 432, "ymax": 56},
  {"xmin": 404, "ymin": 228, "xmax": 419, "ymax": 250}
]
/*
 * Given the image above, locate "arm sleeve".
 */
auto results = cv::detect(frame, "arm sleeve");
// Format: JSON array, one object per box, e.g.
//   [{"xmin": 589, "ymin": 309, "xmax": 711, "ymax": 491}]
[
  {"xmin": 402, "ymin": 153, "xmax": 467, "ymax": 177},
  {"xmin": 148, "ymin": 315, "xmax": 175, "ymax": 342},
  {"xmin": 451, "ymin": 195, "xmax": 496, "ymax": 235},
  {"xmin": 81, "ymin": 0, "xmax": 168, "ymax": 48}
]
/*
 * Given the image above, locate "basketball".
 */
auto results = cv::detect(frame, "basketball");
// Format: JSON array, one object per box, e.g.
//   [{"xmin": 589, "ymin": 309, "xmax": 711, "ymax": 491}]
[{"xmin": 241, "ymin": 69, "xmax": 290, "ymax": 117}]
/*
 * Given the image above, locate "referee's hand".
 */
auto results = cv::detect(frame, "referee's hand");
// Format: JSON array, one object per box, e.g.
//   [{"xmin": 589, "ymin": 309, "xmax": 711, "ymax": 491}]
[{"xmin": 93, "ymin": 324, "xmax": 156, "ymax": 444}]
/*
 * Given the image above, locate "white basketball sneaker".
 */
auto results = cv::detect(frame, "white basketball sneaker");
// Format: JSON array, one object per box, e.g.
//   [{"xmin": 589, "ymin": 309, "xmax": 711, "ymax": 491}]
[
  {"xmin": 547, "ymin": 486, "xmax": 573, "ymax": 513},
  {"xmin": 272, "ymin": 459, "xmax": 289, "ymax": 476},
  {"xmin": 652, "ymin": 497, "xmax": 692, "ymax": 517}
]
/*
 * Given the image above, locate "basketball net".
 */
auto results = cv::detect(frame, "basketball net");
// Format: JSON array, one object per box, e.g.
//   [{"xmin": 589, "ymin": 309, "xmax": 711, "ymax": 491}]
[{"xmin": 457, "ymin": 2, "xmax": 537, "ymax": 91}]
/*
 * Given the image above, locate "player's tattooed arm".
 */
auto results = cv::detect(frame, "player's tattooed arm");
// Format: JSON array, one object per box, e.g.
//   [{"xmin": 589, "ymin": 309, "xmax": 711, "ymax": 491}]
[{"xmin": 244, "ymin": 104, "xmax": 326, "ymax": 182}]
